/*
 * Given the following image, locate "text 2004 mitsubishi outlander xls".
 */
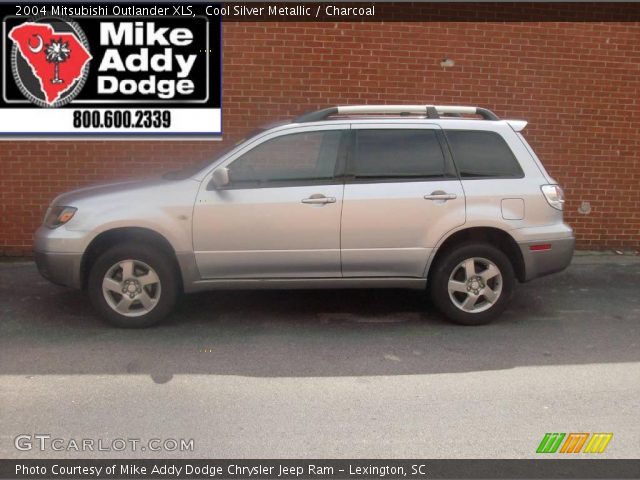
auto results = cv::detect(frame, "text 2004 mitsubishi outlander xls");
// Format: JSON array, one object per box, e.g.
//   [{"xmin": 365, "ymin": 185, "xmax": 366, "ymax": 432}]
[{"xmin": 35, "ymin": 105, "xmax": 574, "ymax": 327}]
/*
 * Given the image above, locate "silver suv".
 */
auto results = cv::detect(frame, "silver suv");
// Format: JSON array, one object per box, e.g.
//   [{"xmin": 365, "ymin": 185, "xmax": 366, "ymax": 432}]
[{"xmin": 35, "ymin": 105, "xmax": 574, "ymax": 327}]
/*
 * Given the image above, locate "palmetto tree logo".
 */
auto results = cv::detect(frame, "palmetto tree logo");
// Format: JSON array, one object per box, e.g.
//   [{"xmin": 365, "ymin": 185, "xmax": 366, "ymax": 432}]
[
  {"xmin": 8, "ymin": 18, "xmax": 91, "ymax": 107},
  {"xmin": 44, "ymin": 38, "xmax": 70, "ymax": 84}
]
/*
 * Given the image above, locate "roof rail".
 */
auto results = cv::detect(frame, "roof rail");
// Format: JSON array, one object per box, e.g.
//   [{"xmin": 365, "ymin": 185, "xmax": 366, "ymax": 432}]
[{"xmin": 294, "ymin": 105, "xmax": 500, "ymax": 123}]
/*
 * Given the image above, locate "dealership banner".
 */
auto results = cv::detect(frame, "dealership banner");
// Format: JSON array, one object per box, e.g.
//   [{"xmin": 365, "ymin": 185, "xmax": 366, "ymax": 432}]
[{"xmin": 1, "ymin": 4, "xmax": 221, "ymax": 136}]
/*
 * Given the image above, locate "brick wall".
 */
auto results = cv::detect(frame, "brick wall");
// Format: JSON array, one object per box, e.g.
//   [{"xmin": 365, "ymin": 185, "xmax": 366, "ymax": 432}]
[{"xmin": 2, "ymin": 20, "xmax": 639, "ymax": 255}]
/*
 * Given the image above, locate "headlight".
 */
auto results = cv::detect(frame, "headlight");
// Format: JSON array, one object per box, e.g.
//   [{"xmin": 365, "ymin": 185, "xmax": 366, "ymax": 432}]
[
  {"xmin": 44, "ymin": 206, "xmax": 77, "ymax": 229},
  {"xmin": 541, "ymin": 184, "xmax": 565, "ymax": 211}
]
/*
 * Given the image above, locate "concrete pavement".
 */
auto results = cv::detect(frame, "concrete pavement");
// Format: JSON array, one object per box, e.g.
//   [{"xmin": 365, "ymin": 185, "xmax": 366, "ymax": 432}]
[{"xmin": 1, "ymin": 255, "xmax": 639, "ymax": 458}]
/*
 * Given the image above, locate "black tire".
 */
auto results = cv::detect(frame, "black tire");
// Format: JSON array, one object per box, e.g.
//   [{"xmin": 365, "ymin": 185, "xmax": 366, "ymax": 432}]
[
  {"xmin": 429, "ymin": 242, "xmax": 515, "ymax": 326},
  {"xmin": 88, "ymin": 243, "xmax": 178, "ymax": 328}
]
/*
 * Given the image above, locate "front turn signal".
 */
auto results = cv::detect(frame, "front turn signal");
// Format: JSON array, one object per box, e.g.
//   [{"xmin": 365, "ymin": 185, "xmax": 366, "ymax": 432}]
[{"xmin": 44, "ymin": 206, "xmax": 77, "ymax": 229}]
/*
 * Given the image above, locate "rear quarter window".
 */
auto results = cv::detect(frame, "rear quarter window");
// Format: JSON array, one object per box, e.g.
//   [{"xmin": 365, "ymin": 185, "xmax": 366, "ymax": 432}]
[{"xmin": 445, "ymin": 130, "xmax": 524, "ymax": 179}]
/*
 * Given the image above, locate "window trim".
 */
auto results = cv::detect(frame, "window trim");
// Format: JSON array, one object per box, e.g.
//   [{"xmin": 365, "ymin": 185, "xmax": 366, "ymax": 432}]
[
  {"xmin": 345, "ymin": 126, "xmax": 458, "ymax": 184},
  {"xmin": 442, "ymin": 129, "xmax": 525, "ymax": 180}
]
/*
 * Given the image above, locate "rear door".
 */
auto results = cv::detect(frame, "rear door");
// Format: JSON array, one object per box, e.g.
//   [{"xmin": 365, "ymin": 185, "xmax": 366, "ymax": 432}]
[{"xmin": 341, "ymin": 124, "xmax": 466, "ymax": 277}]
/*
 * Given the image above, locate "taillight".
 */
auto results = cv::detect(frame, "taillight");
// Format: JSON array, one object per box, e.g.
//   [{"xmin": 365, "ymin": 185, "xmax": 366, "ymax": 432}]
[{"xmin": 541, "ymin": 184, "xmax": 565, "ymax": 211}]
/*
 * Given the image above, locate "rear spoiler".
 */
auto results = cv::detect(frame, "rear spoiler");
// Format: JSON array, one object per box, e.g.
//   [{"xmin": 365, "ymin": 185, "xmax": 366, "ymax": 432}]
[{"xmin": 507, "ymin": 120, "xmax": 528, "ymax": 132}]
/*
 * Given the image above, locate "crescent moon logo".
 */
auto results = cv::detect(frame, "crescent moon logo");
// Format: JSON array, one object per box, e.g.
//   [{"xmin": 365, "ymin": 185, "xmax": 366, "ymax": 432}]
[{"xmin": 27, "ymin": 34, "xmax": 43, "ymax": 54}]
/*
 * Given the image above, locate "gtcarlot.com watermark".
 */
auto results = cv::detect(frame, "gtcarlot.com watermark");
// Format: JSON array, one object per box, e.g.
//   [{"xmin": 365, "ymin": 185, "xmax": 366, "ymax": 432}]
[{"xmin": 15, "ymin": 434, "xmax": 194, "ymax": 453}]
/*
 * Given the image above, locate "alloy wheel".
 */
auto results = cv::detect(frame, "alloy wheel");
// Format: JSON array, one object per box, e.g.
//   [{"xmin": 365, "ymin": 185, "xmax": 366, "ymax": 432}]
[
  {"xmin": 102, "ymin": 259, "xmax": 162, "ymax": 317},
  {"xmin": 447, "ymin": 257, "xmax": 503, "ymax": 313}
]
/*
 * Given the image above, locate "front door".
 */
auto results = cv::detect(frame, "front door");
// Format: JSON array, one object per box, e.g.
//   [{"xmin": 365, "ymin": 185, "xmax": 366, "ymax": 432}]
[
  {"xmin": 193, "ymin": 127, "xmax": 347, "ymax": 278},
  {"xmin": 341, "ymin": 124, "xmax": 466, "ymax": 277}
]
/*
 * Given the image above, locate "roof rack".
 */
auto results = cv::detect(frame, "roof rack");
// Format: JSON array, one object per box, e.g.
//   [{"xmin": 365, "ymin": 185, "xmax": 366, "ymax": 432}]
[{"xmin": 294, "ymin": 105, "xmax": 500, "ymax": 123}]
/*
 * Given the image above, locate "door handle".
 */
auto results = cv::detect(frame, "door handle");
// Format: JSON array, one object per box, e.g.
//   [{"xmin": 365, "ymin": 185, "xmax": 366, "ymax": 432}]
[
  {"xmin": 302, "ymin": 194, "xmax": 336, "ymax": 205},
  {"xmin": 424, "ymin": 191, "xmax": 457, "ymax": 201}
]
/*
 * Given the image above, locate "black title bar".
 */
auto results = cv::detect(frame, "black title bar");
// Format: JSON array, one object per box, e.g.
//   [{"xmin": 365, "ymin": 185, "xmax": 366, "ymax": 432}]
[{"xmin": 3, "ymin": 3, "xmax": 640, "ymax": 21}]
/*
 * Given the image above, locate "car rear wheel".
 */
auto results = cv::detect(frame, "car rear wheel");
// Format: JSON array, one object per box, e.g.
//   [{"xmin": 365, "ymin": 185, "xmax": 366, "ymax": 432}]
[
  {"xmin": 430, "ymin": 242, "xmax": 515, "ymax": 325},
  {"xmin": 88, "ymin": 243, "xmax": 178, "ymax": 328}
]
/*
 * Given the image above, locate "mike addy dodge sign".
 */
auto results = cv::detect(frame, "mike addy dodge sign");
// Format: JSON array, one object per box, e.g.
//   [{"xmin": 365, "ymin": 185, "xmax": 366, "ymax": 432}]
[{"xmin": 1, "ymin": 6, "xmax": 221, "ymax": 136}]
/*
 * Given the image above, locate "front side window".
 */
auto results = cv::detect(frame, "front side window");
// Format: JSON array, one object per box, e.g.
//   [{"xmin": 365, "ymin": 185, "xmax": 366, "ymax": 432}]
[
  {"xmin": 351, "ymin": 129, "xmax": 448, "ymax": 179},
  {"xmin": 445, "ymin": 130, "xmax": 524, "ymax": 178},
  {"xmin": 228, "ymin": 130, "xmax": 343, "ymax": 187}
]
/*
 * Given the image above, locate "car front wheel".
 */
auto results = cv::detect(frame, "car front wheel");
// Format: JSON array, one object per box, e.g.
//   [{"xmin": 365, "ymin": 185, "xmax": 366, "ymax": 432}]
[
  {"xmin": 88, "ymin": 243, "xmax": 178, "ymax": 328},
  {"xmin": 430, "ymin": 242, "xmax": 515, "ymax": 325}
]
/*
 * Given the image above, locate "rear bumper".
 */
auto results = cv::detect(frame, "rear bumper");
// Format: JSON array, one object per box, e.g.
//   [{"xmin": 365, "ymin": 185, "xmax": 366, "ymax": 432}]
[
  {"xmin": 34, "ymin": 250, "xmax": 83, "ymax": 289},
  {"xmin": 518, "ymin": 236, "xmax": 575, "ymax": 282}
]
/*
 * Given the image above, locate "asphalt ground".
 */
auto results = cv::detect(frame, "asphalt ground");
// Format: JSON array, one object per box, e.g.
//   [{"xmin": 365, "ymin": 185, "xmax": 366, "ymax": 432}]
[{"xmin": 1, "ymin": 254, "xmax": 639, "ymax": 458}]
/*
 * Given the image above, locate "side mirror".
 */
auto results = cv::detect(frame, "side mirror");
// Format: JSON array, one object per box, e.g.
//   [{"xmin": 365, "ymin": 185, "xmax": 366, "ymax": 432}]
[{"xmin": 210, "ymin": 167, "xmax": 230, "ymax": 189}]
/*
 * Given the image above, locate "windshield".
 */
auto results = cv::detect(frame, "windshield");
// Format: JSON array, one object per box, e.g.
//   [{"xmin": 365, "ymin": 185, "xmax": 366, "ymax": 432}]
[{"xmin": 162, "ymin": 128, "xmax": 266, "ymax": 180}]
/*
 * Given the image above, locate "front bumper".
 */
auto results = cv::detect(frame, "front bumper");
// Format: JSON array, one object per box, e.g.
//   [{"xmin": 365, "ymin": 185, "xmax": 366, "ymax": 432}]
[
  {"xmin": 34, "ymin": 225, "xmax": 87, "ymax": 289},
  {"xmin": 34, "ymin": 250, "xmax": 83, "ymax": 289},
  {"xmin": 518, "ymin": 236, "xmax": 575, "ymax": 282}
]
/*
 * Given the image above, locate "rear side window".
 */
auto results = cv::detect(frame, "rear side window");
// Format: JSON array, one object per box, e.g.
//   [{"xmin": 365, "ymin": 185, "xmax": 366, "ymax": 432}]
[
  {"xmin": 351, "ymin": 129, "xmax": 449, "ymax": 179},
  {"xmin": 445, "ymin": 130, "xmax": 524, "ymax": 178}
]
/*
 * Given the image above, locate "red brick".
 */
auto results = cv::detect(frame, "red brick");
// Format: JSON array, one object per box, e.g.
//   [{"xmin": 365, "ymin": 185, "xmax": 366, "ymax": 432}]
[{"xmin": 1, "ymin": 20, "xmax": 639, "ymax": 254}]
